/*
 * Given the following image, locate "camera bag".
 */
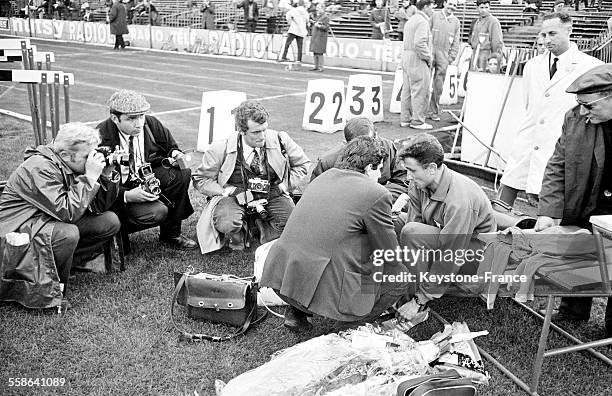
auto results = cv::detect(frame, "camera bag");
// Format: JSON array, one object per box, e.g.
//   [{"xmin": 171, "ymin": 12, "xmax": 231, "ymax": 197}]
[
  {"xmin": 396, "ymin": 370, "xmax": 476, "ymax": 396},
  {"xmin": 171, "ymin": 271, "xmax": 266, "ymax": 341}
]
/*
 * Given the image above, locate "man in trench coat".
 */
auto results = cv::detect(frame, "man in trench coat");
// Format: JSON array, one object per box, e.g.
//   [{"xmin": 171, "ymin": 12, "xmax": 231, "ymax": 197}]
[{"xmin": 109, "ymin": 0, "xmax": 129, "ymax": 50}]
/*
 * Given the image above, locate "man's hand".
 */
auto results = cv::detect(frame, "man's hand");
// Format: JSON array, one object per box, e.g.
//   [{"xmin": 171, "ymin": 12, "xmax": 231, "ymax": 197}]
[
  {"xmin": 124, "ymin": 186, "xmax": 159, "ymax": 203},
  {"xmin": 85, "ymin": 150, "xmax": 106, "ymax": 181},
  {"xmin": 534, "ymin": 216, "xmax": 560, "ymax": 232}
]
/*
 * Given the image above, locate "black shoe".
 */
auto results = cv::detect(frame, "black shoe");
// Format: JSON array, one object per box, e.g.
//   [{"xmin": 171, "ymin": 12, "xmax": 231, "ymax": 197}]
[
  {"xmin": 284, "ymin": 306, "xmax": 313, "ymax": 332},
  {"xmin": 540, "ymin": 308, "xmax": 590, "ymax": 322},
  {"xmin": 160, "ymin": 235, "xmax": 199, "ymax": 250}
]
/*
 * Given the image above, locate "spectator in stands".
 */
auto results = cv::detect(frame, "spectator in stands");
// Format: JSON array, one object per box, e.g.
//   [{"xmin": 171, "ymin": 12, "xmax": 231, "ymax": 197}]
[
  {"xmin": 574, "ymin": 0, "xmax": 587, "ymax": 10},
  {"xmin": 236, "ymin": 0, "xmax": 259, "ymax": 32},
  {"xmin": 522, "ymin": 0, "xmax": 541, "ymax": 13},
  {"xmin": 535, "ymin": 34, "xmax": 546, "ymax": 54},
  {"xmin": 97, "ymin": 90, "xmax": 198, "ymax": 251},
  {"xmin": 469, "ymin": 0, "xmax": 503, "ymax": 71},
  {"xmin": 400, "ymin": 0, "xmax": 434, "ymax": 130},
  {"xmin": 394, "ymin": 0, "xmax": 415, "ymax": 41},
  {"xmin": 309, "ymin": 2, "xmax": 329, "ymax": 71},
  {"xmin": 261, "ymin": 136, "xmax": 409, "ymax": 332},
  {"xmin": 428, "ymin": 0, "xmax": 460, "ymax": 122},
  {"xmin": 124, "ymin": 0, "xmax": 135, "ymax": 22},
  {"xmin": 0, "ymin": 123, "xmax": 121, "ymax": 310},
  {"xmin": 110, "ymin": 0, "xmax": 129, "ymax": 50},
  {"xmin": 535, "ymin": 64, "xmax": 612, "ymax": 338},
  {"xmin": 499, "ymin": 12, "xmax": 602, "ymax": 207},
  {"xmin": 133, "ymin": 0, "xmax": 158, "ymax": 25},
  {"xmin": 311, "ymin": 117, "xmax": 409, "ymax": 200},
  {"xmin": 200, "ymin": 0, "xmax": 215, "ymax": 29},
  {"xmin": 192, "ymin": 100, "xmax": 310, "ymax": 251},
  {"xmin": 553, "ymin": 0, "xmax": 566, "ymax": 12},
  {"xmin": 369, "ymin": 0, "xmax": 390, "ymax": 39},
  {"xmin": 394, "ymin": 134, "xmax": 496, "ymax": 321},
  {"xmin": 280, "ymin": 0, "xmax": 309, "ymax": 63},
  {"xmin": 485, "ymin": 54, "xmax": 499, "ymax": 73},
  {"xmin": 607, "ymin": 15, "xmax": 612, "ymax": 37}
]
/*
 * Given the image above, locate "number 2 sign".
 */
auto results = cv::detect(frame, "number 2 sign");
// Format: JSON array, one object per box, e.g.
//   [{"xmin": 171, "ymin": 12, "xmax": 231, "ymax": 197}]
[
  {"xmin": 197, "ymin": 90, "xmax": 247, "ymax": 152},
  {"xmin": 302, "ymin": 79, "xmax": 346, "ymax": 133}
]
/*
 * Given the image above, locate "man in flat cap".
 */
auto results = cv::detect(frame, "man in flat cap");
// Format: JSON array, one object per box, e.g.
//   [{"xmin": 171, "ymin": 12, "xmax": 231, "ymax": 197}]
[
  {"xmin": 535, "ymin": 63, "xmax": 612, "ymax": 337},
  {"xmin": 498, "ymin": 12, "xmax": 602, "ymax": 208},
  {"xmin": 97, "ymin": 90, "xmax": 197, "ymax": 250}
]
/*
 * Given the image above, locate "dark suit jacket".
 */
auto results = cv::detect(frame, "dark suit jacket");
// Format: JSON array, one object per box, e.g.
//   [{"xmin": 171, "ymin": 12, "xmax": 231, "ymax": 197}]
[
  {"xmin": 237, "ymin": 0, "xmax": 258, "ymax": 21},
  {"xmin": 261, "ymin": 168, "xmax": 407, "ymax": 322},
  {"xmin": 539, "ymin": 106, "xmax": 605, "ymax": 226},
  {"xmin": 311, "ymin": 137, "xmax": 408, "ymax": 198},
  {"xmin": 96, "ymin": 115, "xmax": 181, "ymax": 201}
]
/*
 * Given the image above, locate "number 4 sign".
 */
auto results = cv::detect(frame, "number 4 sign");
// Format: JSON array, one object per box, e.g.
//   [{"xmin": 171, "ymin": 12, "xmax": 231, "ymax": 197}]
[
  {"xmin": 302, "ymin": 79, "xmax": 346, "ymax": 133},
  {"xmin": 197, "ymin": 90, "xmax": 247, "ymax": 152}
]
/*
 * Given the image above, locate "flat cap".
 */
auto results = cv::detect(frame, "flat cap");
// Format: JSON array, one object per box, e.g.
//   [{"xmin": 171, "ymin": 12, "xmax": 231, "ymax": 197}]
[
  {"xmin": 108, "ymin": 90, "xmax": 151, "ymax": 114},
  {"xmin": 566, "ymin": 64, "xmax": 612, "ymax": 95}
]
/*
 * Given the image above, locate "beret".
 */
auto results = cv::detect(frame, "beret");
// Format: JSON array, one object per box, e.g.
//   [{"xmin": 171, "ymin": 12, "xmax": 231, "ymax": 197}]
[
  {"xmin": 566, "ymin": 64, "xmax": 612, "ymax": 95},
  {"xmin": 107, "ymin": 90, "xmax": 151, "ymax": 114}
]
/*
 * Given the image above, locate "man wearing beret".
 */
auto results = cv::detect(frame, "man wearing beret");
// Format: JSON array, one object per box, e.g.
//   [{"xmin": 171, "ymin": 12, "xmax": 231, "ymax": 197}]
[
  {"xmin": 535, "ymin": 64, "xmax": 612, "ymax": 338},
  {"xmin": 97, "ymin": 90, "xmax": 197, "ymax": 250},
  {"xmin": 498, "ymin": 12, "xmax": 602, "ymax": 208}
]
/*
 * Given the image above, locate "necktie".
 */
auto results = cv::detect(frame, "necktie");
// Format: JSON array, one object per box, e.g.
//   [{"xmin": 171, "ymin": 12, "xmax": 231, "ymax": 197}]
[
  {"xmin": 128, "ymin": 136, "xmax": 136, "ymax": 175},
  {"xmin": 550, "ymin": 57, "xmax": 558, "ymax": 79},
  {"xmin": 251, "ymin": 149, "xmax": 261, "ymax": 175}
]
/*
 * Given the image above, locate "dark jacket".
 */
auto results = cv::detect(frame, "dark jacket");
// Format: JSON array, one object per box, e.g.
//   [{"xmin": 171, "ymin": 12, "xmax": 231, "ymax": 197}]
[
  {"xmin": 109, "ymin": 1, "xmax": 129, "ymax": 35},
  {"xmin": 0, "ymin": 146, "xmax": 119, "ymax": 308},
  {"xmin": 309, "ymin": 12, "xmax": 329, "ymax": 54},
  {"xmin": 310, "ymin": 137, "xmax": 408, "ymax": 198},
  {"xmin": 261, "ymin": 168, "xmax": 407, "ymax": 322},
  {"xmin": 539, "ymin": 107, "xmax": 605, "ymax": 225},
  {"xmin": 237, "ymin": 0, "xmax": 258, "ymax": 21},
  {"xmin": 96, "ymin": 115, "xmax": 181, "ymax": 202}
]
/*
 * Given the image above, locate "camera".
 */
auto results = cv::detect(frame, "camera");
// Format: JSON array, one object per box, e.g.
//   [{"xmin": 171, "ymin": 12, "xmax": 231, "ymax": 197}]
[
  {"xmin": 138, "ymin": 163, "xmax": 162, "ymax": 196},
  {"xmin": 247, "ymin": 178, "xmax": 270, "ymax": 194},
  {"xmin": 95, "ymin": 146, "xmax": 130, "ymax": 167},
  {"xmin": 246, "ymin": 198, "xmax": 269, "ymax": 219}
]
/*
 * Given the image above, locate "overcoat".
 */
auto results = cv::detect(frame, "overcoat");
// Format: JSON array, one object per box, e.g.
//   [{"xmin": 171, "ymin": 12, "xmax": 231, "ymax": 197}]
[
  {"xmin": 309, "ymin": 12, "xmax": 329, "ymax": 54},
  {"xmin": 501, "ymin": 43, "xmax": 602, "ymax": 194},
  {"xmin": 109, "ymin": 1, "xmax": 128, "ymax": 35}
]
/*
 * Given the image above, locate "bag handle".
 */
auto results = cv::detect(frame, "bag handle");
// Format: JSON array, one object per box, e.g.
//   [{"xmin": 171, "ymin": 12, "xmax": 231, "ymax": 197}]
[{"xmin": 170, "ymin": 273, "xmax": 267, "ymax": 342}]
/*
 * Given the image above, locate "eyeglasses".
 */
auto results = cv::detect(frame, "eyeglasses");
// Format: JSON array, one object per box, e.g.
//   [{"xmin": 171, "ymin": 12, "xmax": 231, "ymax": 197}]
[{"xmin": 576, "ymin": 93, "xmax": 612, "ymax": 110}]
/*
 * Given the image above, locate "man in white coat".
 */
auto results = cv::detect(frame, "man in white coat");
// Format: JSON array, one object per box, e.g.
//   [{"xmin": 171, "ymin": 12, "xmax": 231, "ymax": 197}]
[
  {"xmin": 498, "ymin": 11, "xmax": 602, "ymax": 206},
  {"xmin": 279, "ymin": 0, "xmax": 309, "ymax": 63}
]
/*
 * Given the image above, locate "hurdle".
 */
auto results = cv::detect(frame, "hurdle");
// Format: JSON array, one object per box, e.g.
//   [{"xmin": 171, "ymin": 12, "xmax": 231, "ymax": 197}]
[{"xmin": 0, "ymin": 39, "xmax": 73, "ymax": 146}]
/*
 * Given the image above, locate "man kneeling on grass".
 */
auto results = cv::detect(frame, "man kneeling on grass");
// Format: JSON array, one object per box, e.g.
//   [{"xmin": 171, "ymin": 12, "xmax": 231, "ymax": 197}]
[
  {"xmin": 261, "ymin": 136, "xmax": 410, "ymax": 332},
  {"xmin": 0, "ymin": 123, "xmax": 121, "ymax": 310}
]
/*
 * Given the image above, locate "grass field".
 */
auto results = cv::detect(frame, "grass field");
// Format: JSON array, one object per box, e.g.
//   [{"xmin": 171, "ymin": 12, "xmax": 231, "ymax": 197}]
[{"xmin": 0, "ymin": 38, "xmax": 610, "ymax": 396}]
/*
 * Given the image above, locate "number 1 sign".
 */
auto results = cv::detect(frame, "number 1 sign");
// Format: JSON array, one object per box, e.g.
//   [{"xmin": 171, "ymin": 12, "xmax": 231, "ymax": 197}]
[
  {"xmin": 197, "ymin": 90, "xmax": 247, "ymax": 152},
  {"xmin": 301, "ymin": 79, "xmax": 346, "ymax": 134}
]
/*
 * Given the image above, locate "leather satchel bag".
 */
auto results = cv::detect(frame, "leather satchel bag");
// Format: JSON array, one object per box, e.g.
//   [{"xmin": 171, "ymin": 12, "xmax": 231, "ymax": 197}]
[
  {"xmin": 397, "ymin": 370, "xmax": 476, "ymax": 396},
  {"xmin": 171, "ymin": 270, "xmax": 266, "ymax": 342}
]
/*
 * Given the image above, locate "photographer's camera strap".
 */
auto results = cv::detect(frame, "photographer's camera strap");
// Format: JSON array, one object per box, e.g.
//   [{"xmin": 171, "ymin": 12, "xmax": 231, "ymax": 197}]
[{"xmin": 170, "ymin": 273, "xmax": 267, "ymax": 342}]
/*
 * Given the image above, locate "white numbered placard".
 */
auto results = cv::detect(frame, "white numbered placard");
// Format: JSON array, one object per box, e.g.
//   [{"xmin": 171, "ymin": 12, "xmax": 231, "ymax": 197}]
[
  {"xmin": 439, "ymin": 65, "xmax": 459, "ymax": 106},
  {"xmin": 302, "ymin": 79, "xmax": 346, "ymax": 133},
  {"xmin": 197, "ymin": 90, "xmax": 247, "ymax": 152},
  {"xmin": 346, "ymin": 74, "xmax": 384, "ymax": 122},
  {"xmin": 389, "ymin": 66, "xmax": 402, "ymax": 114}
]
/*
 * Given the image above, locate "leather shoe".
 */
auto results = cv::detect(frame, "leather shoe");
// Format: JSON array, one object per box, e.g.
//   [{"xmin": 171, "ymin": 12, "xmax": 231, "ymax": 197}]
[
  {"xmin": 284, "ymin": 306, "xmax": 313, "ymax": 332},
  {"xmin": 539, "ymin": 308, "xmax": 589, "ymax": 322},
  {"xmin": 160, "ymin": 235, "xmax": 199, "ymax": 250}
]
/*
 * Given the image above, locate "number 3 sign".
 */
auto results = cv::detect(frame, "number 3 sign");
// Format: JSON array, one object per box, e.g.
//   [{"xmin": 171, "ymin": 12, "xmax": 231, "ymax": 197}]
[
  {"xmin": 197, "ymin": 90, "xmax": 247, "ymax": 152},
  {"xmin": 346, "ymin": 74, "xmax": 384, "ymax": 123},
  {"xmin": 301, "ymin": 79, "xmax": 346, "ymax": 133}
]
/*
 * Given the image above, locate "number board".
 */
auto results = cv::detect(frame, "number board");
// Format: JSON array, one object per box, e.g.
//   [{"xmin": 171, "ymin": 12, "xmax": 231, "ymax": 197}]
[
  {"xmin": 389, "ymin": 67, "xmax": 402, "ymax": 114},
  {"xmin": 302, "ymin": 79, "xmax": 346, "ymax": 133},
  {"xmin": 197, "ymin": 90, "xmax": 247, "ymax": 152},
  {"xmin": 346, "ymin": 74, "xmax": 384, "ymax": 123},
  {"xmin": 439, "ymin": 64, "xmax": 458, "ymax": 106}
]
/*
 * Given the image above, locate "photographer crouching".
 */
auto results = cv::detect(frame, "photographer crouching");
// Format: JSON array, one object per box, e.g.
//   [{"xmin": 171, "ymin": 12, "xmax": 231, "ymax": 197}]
[
  {"xmin": 193, "ymin": 100, "xmax": 310, "ymax": 252},
  {"xmin": 0, "ymin": 123, "xmax": 121, "ymax": 310},
  {"xmin": 97, "ymin": 90, "xmax": 198, "ymax": 251}
]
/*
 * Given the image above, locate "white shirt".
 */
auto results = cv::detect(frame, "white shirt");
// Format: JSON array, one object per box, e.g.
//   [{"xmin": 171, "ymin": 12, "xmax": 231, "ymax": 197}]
[
  {"xmin": 241, "ymin": 136, "xmax": 261, "ymax": 167},
  {"xmin": 118, "ymin": 131, "xmax": 145, "ymax": 182}
]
